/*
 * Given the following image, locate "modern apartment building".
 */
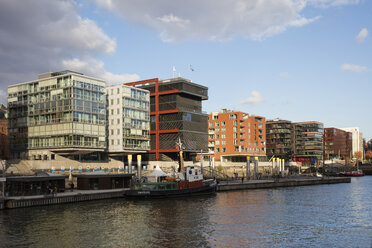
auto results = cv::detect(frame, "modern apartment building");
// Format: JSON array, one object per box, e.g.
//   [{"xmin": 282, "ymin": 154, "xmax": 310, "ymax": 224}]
[
  {"xmin": 126, "ymin": 77, "xmax": 208, "ymax": 161},
  {"xmin": 266, "ymin": 119, "xmax": 323, "ymax": 165},
  {"xmin": 208, "ymin": 110, "xmax": 266, "ymax": 162},
  {"xmin": 7, "ymin": 70, "xmax": 107, "ymax": 160},
  {"xmin": 293, "ymin": 121, "xmax": 324, "ymax": 164},
  {"xmin": 266, "ymin": 119, "xmax": 293, "ymax": 159},
  {"xmin": 340, "ymin": 127, "xmax": 364, "ymax": 159},
  {"xmin": 323, "ymin": 128, "xmax": 352, "ymax": 160},
  {"xmin": 106, "ymin": 85, "xmax": 150, "ymax": 156}
]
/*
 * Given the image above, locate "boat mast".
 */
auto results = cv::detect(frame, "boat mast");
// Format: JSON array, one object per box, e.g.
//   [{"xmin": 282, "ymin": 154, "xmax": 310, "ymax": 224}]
[{"xmin": 176, "ymin": 137, "xmax": 185, "ymax": 172}]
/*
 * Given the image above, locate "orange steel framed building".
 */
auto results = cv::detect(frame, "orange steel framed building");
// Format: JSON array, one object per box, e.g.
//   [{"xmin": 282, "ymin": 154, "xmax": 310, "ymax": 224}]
[
  {"xmin": 323, "ymin": 128, "xmax": 352, "ymax": 160},
  {"xmin": 125, "ymin": 77, "xmax": 208, "ymax": 161},
  {"xmin": 208, "ymin": 110, "xmax": 266, "ymax": 162}
]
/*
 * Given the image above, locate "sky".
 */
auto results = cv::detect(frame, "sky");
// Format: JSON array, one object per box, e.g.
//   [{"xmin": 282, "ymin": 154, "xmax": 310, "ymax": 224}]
[{"xmin": 0, "ymin": 0, "xmax": 371, "ymax": 140}]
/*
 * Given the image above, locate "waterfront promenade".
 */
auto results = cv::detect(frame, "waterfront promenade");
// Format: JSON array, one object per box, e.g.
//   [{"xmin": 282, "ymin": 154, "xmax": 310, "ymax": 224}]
[{"xmin": 0, "ymin": 176, "xmax": 350, "ymax": 210}]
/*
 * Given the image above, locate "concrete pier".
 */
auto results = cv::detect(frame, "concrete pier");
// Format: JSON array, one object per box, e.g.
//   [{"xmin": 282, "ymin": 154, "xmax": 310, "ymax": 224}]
[
  {"xmin": 217, "ymin": 176, "xmax": 351, "ymax": 192},
  {"xmin": 4, "ymin": 189, "xmax": 127, "ymax": 209}
]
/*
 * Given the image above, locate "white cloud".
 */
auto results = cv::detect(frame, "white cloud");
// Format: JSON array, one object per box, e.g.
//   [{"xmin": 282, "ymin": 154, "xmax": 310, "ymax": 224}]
[
  {"xmin": 0, "ymin": 0, "xmax": 129, "ymax": 95},
  {"xmin": 356, "ymin": 28, "xmax": 368, "ymax": 43},
  {"xmin": 279, "ymin": 72, "xmax": 290, "ymax": 78},
  {"xmin": 240, "ymin": 91, "xmax": 266, "ymax": 105},
  {"xmin": 341, "ymin": 64, "xmax": 367, "ymax": 72},
  {"xmin": 94, "ymin": 0, "xmax": 320, "ymax": 42},
  {"xmin": 94, "ymin": 0, "xmax": 358, "ymax": 42},
  {"xmin": 309, "ymin": 0, "xmax": 360, "ymax": 8},
  {"xmin": 61, "ymin": 58, "xmax": 140, "ymax": 84}
]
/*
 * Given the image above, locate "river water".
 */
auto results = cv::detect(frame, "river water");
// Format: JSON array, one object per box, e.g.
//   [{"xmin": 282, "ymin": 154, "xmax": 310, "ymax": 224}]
[{"xmin": 1, "ymin": 177, "xmax": 372, "ymax": 248}]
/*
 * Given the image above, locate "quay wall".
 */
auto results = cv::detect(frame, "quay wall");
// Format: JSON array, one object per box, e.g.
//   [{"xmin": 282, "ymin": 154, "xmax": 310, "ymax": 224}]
[
  {"xmin": 217, "ymin": 177, "xmax": 351, "ymax": 191},
  {"xmin": 5, "ymin": 190, "xmax": 126, "ymax": 209}
]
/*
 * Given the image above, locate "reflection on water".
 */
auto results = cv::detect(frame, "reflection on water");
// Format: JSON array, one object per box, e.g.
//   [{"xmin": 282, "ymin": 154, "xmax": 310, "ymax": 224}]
[{"xmin": 1, "ymin": 177, "xmax": 372, "ymax": 247}]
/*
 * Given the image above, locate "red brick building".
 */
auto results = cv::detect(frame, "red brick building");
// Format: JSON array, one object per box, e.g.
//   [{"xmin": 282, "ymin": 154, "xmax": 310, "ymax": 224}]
[
  {"xmin": 0, "ymin": 105, "xmax": 9, "ymax": 160},
  {"xmin": 208, "ymin": 110, "xmax": 266, "ymax": 162},
  {"xmin": 324, "ymin": 128, "xmax": 352, "ymax": 160}
]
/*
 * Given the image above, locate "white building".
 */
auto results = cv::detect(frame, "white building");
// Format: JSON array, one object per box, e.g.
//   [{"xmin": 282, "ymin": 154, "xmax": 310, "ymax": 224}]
[
  {"xmin": 106, "ymin": 85, "xmax": 150, "ymax": 156},
  {"xmin": 340, "ymin": 127, "xmax": 364, "ymax": 159}
]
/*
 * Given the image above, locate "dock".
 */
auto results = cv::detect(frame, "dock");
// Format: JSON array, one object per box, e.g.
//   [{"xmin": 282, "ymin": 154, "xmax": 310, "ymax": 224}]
[
  {"xmin": 0, "ymin": 176, "xmax": 351, "ymax": 209},
  {"xmin": 4, "ymin": 189, "xmax": 127, "ymax": 209},
  {"xmin": 217, "ymin": 176, "xmax": 351, "ymax": 191}
]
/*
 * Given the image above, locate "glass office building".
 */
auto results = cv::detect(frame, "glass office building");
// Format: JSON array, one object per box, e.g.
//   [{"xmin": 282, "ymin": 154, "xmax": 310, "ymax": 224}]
[{"xmin": 8, "ymin": 71, "xmax": 107, "ymax": 159}]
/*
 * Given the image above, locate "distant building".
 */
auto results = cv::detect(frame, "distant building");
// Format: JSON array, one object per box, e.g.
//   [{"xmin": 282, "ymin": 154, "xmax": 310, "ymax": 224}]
[
  {"xmin": 208, "ymin": 110, "xmax": 266, "ymax": 162},
  {"xmin": 7, "ymin": 71, "xmax": 107, "ymax": 161},
  {"xmin": 323, "ymin": 128, "xmax": 352, "ymax": 160},
  {"xmin": 106, "ymin": 85, "xmax": 150, "ymax": 156},
  {"xmin": 125, "ymin": 77, "xmax": 208, "ymax": 161},
  {"xmin": 266, "ymin": 119, "xmax": 323, "ymax": 165},
  {"xmin": 339, "ymin": 127, "xmax": 364, "ymax": 159},
  {"xmin": 0, "ymin": 105, "xmax": 9, "ymax": 160},
  {"xmin": 293, "ymin": 121, "xmax": 324, "ymax": 165},
  {"xmin": 266, "ymin": 119, "xmax": 293, "ymax": 160}
]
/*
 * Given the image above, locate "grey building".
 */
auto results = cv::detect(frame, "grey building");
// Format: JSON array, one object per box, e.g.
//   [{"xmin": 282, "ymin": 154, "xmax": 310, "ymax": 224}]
[{"xmin": 8, "ymin": 70, "xmax": 107, "ymax": 160}]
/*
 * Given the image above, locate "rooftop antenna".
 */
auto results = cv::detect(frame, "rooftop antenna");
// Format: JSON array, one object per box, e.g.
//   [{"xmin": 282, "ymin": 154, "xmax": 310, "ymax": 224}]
[{"xmin": 172, "ymin": 66, "xmax": 176, "ymax": 78}]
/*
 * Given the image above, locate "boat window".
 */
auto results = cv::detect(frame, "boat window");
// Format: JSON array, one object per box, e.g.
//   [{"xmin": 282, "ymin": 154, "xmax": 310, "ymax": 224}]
[
  {"xmin": 142, "ymin": 185, "xmax": 156, "ymax": 190},
  {"xmin": 158, "ymin": 185, "xmax": 166, "ymax": 190}
]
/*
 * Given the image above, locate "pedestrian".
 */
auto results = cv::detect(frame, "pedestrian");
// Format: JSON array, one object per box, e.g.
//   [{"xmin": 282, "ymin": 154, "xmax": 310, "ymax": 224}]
[{"xmin": 241, "ymin": 176, "xmax": 244, "ymax": 183}]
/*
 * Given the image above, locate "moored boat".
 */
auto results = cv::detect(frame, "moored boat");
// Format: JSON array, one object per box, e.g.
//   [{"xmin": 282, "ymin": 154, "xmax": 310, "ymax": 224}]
[
  {"xmin": 339, "ymin": 170, "xmax": 365, "ymax": 177},
  {"xmin": 125, "ymin": 138, "xmax": 217, "ymax": 198}
]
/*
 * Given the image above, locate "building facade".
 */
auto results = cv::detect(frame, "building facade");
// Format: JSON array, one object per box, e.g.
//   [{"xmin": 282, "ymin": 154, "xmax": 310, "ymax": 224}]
[
  {"xmin": 266, "ymin": 119, "xmax": 323, "ymax": 165},
  {"xmin": 266, "ymin": 119, "xmax": 293, "ymax": 160},
  {"xmin": 340, "ymin": 127, "xmax": 364, "ymax": 159},
  {"xmin": 323, "ymin": 128, "xmax": 352, "ymax": 160},
  {"xmin": 208, "ymin": 110, "xmax": 266, "ymax": 162},
  {"xmin": 0, "ymin": 105, "xmax": 9, "ymax": 160},
  {"xmin": 293, "ymin": 121, "xmax": 324, "ymax": 165},
  {"xmin": 8, "ymin": 71, "xmax": 107, "ymax": 160},
  {"xmin": 126, "ymin": 77, "xmax": 208, "ymax": 161},
  {"xmin": 106, "ymin": 85, "xmax": 150, "ymax": 156}
]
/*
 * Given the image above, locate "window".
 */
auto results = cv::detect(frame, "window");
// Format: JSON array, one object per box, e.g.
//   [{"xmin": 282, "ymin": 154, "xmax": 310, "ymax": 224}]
[
  {"xmin": 216, "ymin": 148, "xmax": 220, "ymax": 152},
  {"xmin": 111, "ymin": 129, "xmax": 114, "ymax": 135},
  {"xmin": 117, "ymin": 88, "xmax": 120, "ymax": 94},
  {"xmin": 221, "ymin": 121, "xmax": 226, "ymax": 126},
  {"xmin": 216, "ymin": 140, "xmax": 220, "ymax": 145},
  {"xmin": 213, "ymin": 115, "xmax": 218, "ymax": 120},
  {"xmin": 117, "ymin": 119, "xmax": 120, "ymax": 124},
  {"xmin": 209, "ymin": 122, "xmax": 213, "ymax": 127},
  {"xmin": 215, "ymin": 128, "xmax": 220, "ymax": 133},
  {"xmin": 215, "ymin": 122, "xmax": 220, "ymax": 127},
  {"xmin": 117, "ymin": 108, "xmax": 120, "ymax": 114},
  {"xmin": 111, "ymin": 89, "xmax": 114, "ymax": 95},
  {"xmin": 222, "ymin": 140, "xmax": 226, "ymax": 145},
  {"xmin": 233, "ymin": 133, "xmax": 237, "ymax": 138},
  {"xmin": 111, "ymin": 99, "xmax": 114, "ymax": 105},
  {"xmin": 235, "ymin": 146, "xmax": 239, "ymax": 152},
  {"xmin": 233, "ymin": 120, "xmax": 237, "ymax": 126},
  {"xmin": 234, "ymin": 140, "xmax": 238, "ymax": 145},
  {"xmin": 111, "ymin": 109, "xmax": 114, "ymax": 115},
  {"xmin": 221, "ymin": 134, "xmax": 226, "ymax": 139},
  {"xmin": 117, "ymin": 139, "xmax": 120, "ymax": 145},
  {"xmin": 117, "ymin": 98, "xmax": 120, "ymax": 104},
  {"xmin": 222, "ymin": 148, "xmax": 226, "ymax": 152},
  {"xmin": 230, "ymin": 114, "xmax": 237, "ymax": 120},
  {"xmin": 216, "ymin": 134, "xmax": 220, "ymax": 139},
  {"xmin": 117, "ymin": 129, "xmax": 120, "ymax": 135},
  {"xmin": 233, "ymin": 127, "xmax": 237, "ymax": 132},
  {"xmin": 221, "ymin": 128, "xmax": 226, "ymax": 132},
  {"xmin": 111, "ymin": 119, "xmax": 114, "ymax": 125},
  {"xmin": 111, "ymin": 139, "xmax": 114, "ymax": 145}
]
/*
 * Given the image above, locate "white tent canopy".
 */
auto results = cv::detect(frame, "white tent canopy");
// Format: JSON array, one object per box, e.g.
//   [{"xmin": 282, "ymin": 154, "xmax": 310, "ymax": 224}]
[{"xmin": 145, "ymin": 165, "xmax": 170, "ymax": 183}]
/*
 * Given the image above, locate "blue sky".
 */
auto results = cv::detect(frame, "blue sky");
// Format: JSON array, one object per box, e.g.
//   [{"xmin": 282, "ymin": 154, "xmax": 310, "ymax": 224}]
[{"xmin": 0, "ymin": 0, "xmax": 371, "ymax": 140}]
